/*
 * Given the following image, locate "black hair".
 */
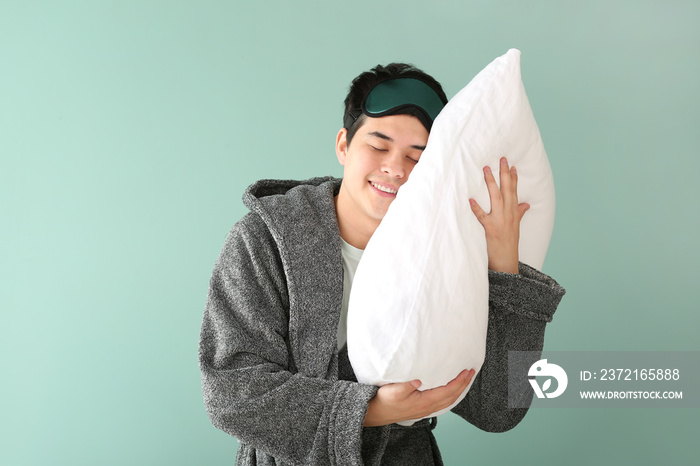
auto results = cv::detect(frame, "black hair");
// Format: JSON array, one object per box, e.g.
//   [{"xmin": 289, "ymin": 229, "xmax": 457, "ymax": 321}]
[{"xmin": 343, "ymin": 63, "xmax": 448, "ymax": 146}]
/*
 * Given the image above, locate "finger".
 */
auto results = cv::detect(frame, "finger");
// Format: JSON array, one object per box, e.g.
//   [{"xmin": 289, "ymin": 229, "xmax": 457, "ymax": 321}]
[
  {"xmin": 379, "ymin": 379, "xmax": 422, "ymax": 402},
  {"xmin": 399, "ymin": 379, "xmax": 422, "ymax": 396},
  {"xmin": 450, "ymin": 370, "xmax": 475, "ymax": 402},
  {"xmin": 469, "ymin": 198, "xmax": 488, "ymax": 223},
  {"xmin": 483, "ymin": 166, "xmax": 502, "ymax": 207},
  {"xmin": 423, "ymin": 370, "xmax": 475, "ymax": 410},
  {"xmin": 432, "ymin": 370, "xmax": 474, "ymax": 399},
  {"xmin": 518, "ymin": 202, "xmax": 530, "ymax": 219},
  {"xmin": 502, "ymin": 165, "xmax": 518, "ymax": 213},
  {"xmin": 499, "ymin": 157, "xmax": 511, "ymax": 194},
  {"xmin": 510, "ymin": 165, "xmax": 521, "ymax": 195},
  {"xmin": 448, "ymin": 369, "xmax": 475, "ymax": 392}
]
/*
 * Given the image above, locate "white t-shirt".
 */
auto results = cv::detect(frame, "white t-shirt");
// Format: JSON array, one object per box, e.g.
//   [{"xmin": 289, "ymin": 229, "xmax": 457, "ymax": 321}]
[{"xmin": 337, "ymin": 239, "xmax": 363, "ymax": 349}]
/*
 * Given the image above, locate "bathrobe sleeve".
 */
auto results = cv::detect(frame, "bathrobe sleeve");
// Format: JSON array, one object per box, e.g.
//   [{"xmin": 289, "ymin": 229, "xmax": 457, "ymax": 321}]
[
  {"xmin": 451, "ymin": 262, "xmax": 566, "ymax": 432},
  {"xmin": 199, "ymin": 213, "xmax": 377, "ymax": 465}
]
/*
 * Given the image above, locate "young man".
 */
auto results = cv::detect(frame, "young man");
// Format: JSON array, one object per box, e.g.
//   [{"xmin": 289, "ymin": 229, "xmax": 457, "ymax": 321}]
[{"xmin": 199, "ymin": 63, "xmax": 565, "ymax": 465}]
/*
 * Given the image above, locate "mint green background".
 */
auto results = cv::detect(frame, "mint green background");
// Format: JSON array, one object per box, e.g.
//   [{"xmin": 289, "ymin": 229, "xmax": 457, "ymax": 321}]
[{"xmin": 2, "ymin": 1, "xmax": 698, "ymax": 465}]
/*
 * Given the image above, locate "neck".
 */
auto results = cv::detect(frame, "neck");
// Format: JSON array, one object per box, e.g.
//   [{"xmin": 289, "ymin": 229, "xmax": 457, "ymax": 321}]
[{"xmin": 334, "ymin": 190, "xmax": 379, "ymax": 250}]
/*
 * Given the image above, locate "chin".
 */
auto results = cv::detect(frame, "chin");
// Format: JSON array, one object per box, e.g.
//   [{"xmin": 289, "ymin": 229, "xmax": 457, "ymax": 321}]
[
  {"xmin": 370, "ymin": 207, "xmax": 391, "ymax": 222},
  {"xmin": 364, "ymin": 194, "xmax": 394, "ymax": 222}
]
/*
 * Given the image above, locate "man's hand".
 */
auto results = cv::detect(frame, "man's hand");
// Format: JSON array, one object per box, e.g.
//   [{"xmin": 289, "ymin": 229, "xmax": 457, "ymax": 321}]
[
  {"xmin": 363, "ymin": 369, "xmax": 475, "ymax": 427},
  {"xmin": 469, "ymin": 157, "xmax": 529, "ymax": 274}
]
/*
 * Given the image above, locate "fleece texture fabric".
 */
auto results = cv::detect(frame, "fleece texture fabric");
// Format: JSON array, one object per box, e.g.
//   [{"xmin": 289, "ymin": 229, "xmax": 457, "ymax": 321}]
[{"xmin": 199, "ymin": 177, "xmax": 566, "ymax": 466}]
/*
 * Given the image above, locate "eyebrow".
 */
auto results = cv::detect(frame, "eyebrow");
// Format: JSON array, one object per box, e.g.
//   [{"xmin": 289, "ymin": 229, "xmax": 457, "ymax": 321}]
[{"xmin": 367, "ymin": 131, "xmax": 426, "ymax": 151}]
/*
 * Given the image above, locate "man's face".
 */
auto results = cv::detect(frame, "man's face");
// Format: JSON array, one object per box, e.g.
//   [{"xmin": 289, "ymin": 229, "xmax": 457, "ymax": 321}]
[{"xmin": 335, "ymin": 114, "xmax": 429, "ymax": 238}]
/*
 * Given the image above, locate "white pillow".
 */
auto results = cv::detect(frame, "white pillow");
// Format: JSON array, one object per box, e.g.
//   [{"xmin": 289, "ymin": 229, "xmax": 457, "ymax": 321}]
[{"xmin": 347, "ymin": 49, "xmax": 555, "ymax": 424}]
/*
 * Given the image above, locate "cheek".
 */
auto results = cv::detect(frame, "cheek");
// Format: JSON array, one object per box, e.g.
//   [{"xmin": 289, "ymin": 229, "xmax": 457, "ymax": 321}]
[
  {"xmin": 352, "ymin": 153, "xmax": 378, "ymax": 177},
  {"xmin": 344, "ymin": 158, "xmax": 370, "ymax": 187},
  {"xmin": 405, "ymin": 162, "xmax": 418, "ymax": 178}
]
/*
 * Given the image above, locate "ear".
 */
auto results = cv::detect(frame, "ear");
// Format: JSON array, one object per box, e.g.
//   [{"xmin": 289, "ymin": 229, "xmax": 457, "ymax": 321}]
[{"xmin": 335, "ymin": 128, "xmax": 348, "ymax": 166}]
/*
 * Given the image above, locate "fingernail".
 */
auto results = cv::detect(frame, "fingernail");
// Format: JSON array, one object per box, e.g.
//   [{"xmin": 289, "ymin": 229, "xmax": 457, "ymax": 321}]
[
  {"xmin": 512, "ymin": 166, "xmax": 517, "ymax": 175},
  {"xmin": 484, "ymin": 166, "xmax": 491, "ymax": 174},
  {"xmin": 501, "ymin": 157, "xmax": 507, "ymax": 164}
]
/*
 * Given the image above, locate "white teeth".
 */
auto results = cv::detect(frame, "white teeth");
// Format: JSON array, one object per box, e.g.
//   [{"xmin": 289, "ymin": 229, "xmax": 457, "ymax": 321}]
[{"xmin": 371, "ymin": 182, "xmax": 397, "ymax": 194}]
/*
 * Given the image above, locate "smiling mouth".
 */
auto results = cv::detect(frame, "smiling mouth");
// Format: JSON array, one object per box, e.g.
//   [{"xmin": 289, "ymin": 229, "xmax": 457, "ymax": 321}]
[{"xmin": 370, "ymin": 181, "xmax": 398, "ymax": 194}]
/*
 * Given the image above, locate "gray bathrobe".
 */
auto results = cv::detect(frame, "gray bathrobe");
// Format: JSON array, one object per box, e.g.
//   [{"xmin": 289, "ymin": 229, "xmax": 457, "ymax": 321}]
[{"xmin": 199, "ymin": 177, "xmax": 565, "ymax": 465}]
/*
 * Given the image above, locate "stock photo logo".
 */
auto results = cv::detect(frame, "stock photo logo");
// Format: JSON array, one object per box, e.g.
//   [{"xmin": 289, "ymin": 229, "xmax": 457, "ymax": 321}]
[{"xmin": 528, "ymin": 359, "xmax": 569, "ymax": 399}]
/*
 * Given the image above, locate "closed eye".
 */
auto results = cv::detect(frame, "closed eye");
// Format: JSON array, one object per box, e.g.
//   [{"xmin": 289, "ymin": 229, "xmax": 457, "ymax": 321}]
[
  {"xmin": 369, "ymin": 145, "xmax": 388, "ymax": 152},
  {"xmin": 406, "ymin": 156, "xmax": 419, "ymax": 164}
]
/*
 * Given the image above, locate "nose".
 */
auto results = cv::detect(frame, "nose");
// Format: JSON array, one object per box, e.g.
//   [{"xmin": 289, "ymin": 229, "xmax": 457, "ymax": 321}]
[{"xmin": 381, "ymin": 152, "xmax": 406, "ymax": 178}]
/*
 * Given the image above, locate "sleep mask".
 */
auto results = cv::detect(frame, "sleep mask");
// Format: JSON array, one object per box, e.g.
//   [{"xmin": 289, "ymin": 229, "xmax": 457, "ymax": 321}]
[{"xmin": 344, "ymin": 77, "xmax": 447, "ymax": 132}]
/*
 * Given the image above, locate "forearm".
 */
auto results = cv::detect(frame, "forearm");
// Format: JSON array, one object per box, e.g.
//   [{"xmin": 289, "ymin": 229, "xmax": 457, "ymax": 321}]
[
  {"xmin": 200, "ymin": 291, "xmax": 377, "ymax": 464},
  {"xmin": 452, "ymin": 263, "xmax": 565, "ymax": 432},
  {"xmin": 199, "ymin": 214, "xmax": 377, "ymax": 464},
  {"xmin": 201, "ymin": 355, "xmax": 376, "ymax": 464}
]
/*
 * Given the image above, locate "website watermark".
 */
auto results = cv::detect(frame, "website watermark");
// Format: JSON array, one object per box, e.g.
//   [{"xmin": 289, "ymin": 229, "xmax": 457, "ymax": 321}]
[{"xmin": 508, "ymin": 351, "xmax": 700, "ymax": 408}]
